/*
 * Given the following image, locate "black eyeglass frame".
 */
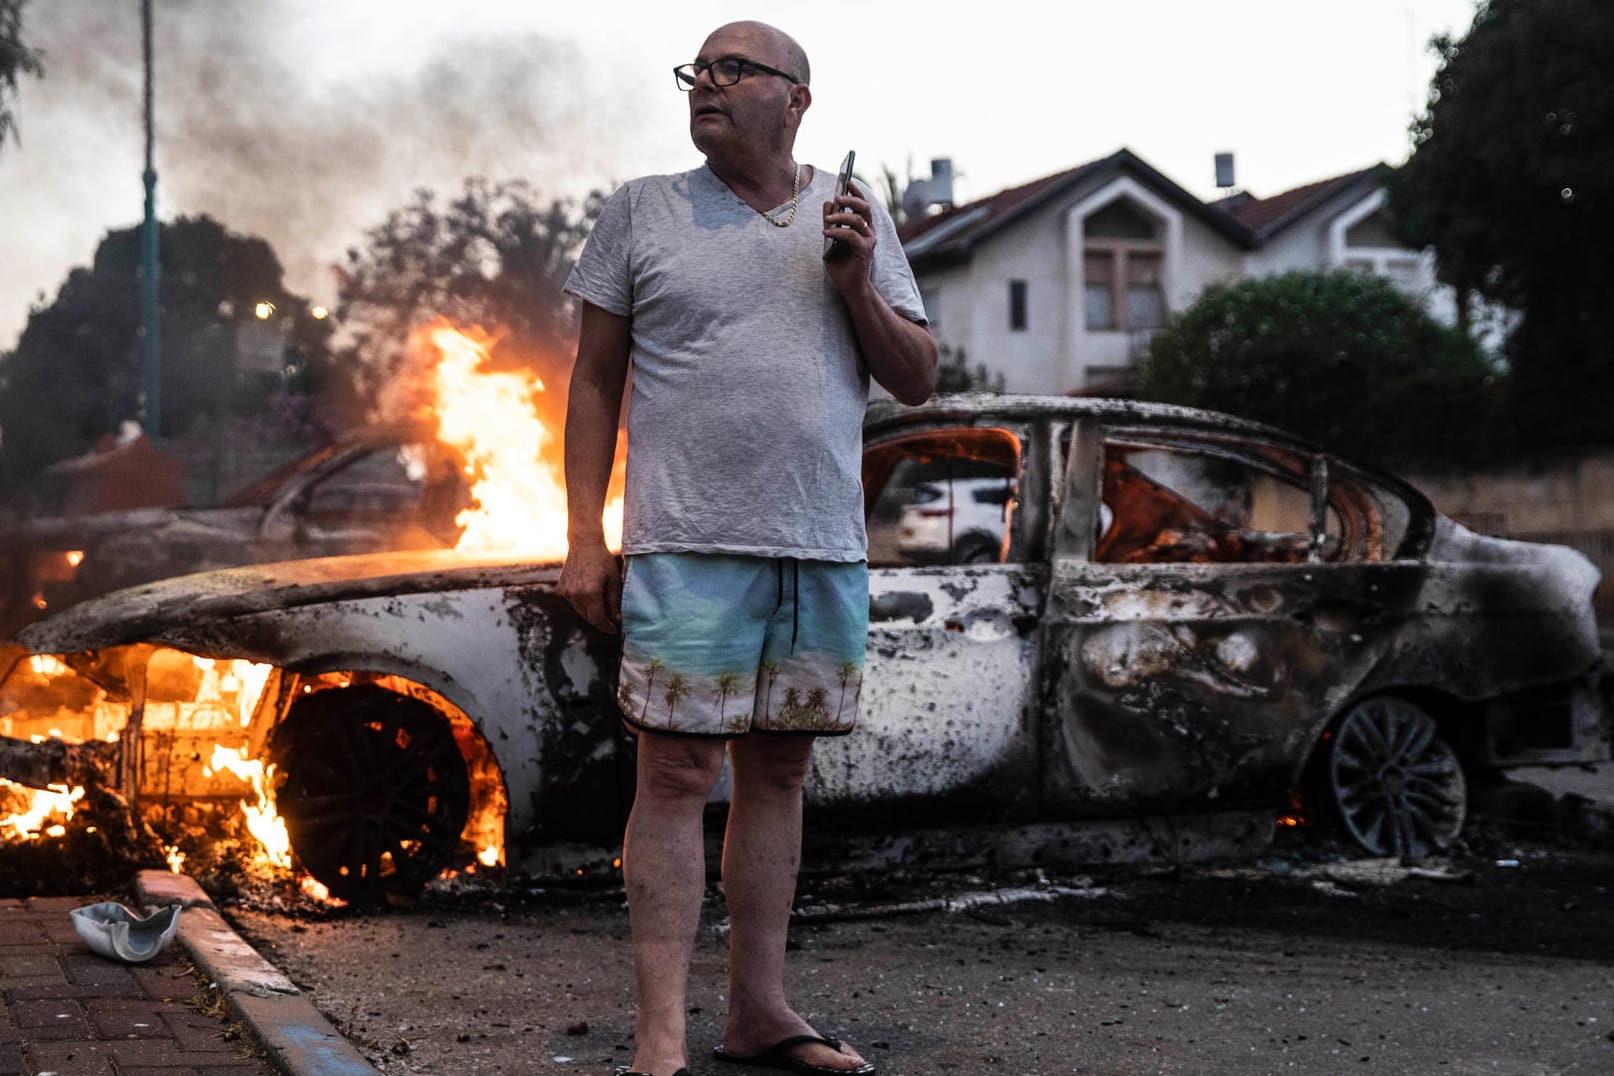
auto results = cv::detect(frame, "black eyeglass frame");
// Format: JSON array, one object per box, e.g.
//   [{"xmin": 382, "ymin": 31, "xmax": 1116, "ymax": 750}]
[{"xmin": 673, "ymin": 56, "xmax": 801, "ymax": 91}]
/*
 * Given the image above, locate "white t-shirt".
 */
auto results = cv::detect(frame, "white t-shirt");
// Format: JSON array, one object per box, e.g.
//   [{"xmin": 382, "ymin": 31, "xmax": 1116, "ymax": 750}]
[{"xmin": 564, "ymin": 163, "xmax": 927, "ymax": 562}]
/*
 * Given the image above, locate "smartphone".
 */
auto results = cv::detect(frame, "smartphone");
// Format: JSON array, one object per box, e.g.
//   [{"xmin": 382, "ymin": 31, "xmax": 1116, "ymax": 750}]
[{"xmin": 823, "ymin": 149, "xmax": 857, "ymax": 260}]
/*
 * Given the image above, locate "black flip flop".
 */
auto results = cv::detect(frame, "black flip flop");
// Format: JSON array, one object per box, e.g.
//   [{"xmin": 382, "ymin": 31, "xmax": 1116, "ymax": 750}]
[{"xmin": 713, "ymin": 1033, "xmax": 876, "ymax": 1074}]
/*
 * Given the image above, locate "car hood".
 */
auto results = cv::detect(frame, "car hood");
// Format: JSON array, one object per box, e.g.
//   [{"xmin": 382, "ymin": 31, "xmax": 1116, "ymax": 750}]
[{"xmin": 14, "ymin": 548, "xmax": 563, "ymax": 654}]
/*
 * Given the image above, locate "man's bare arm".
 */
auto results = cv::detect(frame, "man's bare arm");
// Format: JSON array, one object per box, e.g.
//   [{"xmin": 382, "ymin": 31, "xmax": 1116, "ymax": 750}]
[
  {"xmin": 558, "ymin": 301, "xmax": 632, "ymax": 633},
  {"xmin": 839, "ymin": 280, "xmax": 937, "ymax": 406},
  {"xmin": 822, "ymin": 189, "xmax": 937, "ymax": 405}
]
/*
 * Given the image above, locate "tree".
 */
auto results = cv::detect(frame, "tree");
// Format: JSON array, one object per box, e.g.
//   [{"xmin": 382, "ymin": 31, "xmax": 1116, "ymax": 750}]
[
  {"xmin": 333, "ymin": 177, "xmax": 603, "ymax": 423},
  {"xmin": 0, "ymin": 216, "xmax": 335, "ymax": 500},
  {"xmin": 1387, "ymin": 0, "xmax": 1614, "ymax": 449},
  {"xmin": 934, "ymin": 345, "xmax": 1005, "ymax": 394},
  {"xmin": 1137, "ymin": 269, "xmax": 1507, "ymax": 470},
  {"xmin": 0, "ymin": 0, "xmax": 44, "ymax": 150}
]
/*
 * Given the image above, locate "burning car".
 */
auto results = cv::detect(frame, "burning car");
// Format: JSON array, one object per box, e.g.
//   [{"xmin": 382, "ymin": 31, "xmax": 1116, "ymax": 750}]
[
  {"xmin": 0, "ymin": 427, "xmax": 471, "ymax": 639},
  {"xmin": 2, "ymin": 394, "xmax": 1608, "ymax": 905}
]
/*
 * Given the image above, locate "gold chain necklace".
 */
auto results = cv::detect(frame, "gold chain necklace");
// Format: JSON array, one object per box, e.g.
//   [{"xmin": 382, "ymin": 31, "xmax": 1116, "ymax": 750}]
[{"xmin": 757, "ymin": 163, "xmax": 801, "ymax": 227}]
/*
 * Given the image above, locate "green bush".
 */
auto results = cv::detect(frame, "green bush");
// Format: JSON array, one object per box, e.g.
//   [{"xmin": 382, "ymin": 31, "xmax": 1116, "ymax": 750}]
[{"xmin": 1137, "ymin": 269, "xmax": 1509, "ymax": 469}]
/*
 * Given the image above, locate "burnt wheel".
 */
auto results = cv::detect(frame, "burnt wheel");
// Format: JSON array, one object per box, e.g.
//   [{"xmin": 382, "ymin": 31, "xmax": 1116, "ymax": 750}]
[
  {"xmin": 269, "ymin": 686, "xmax": 470, "ymax": 905},
  {"xmin": 1324, "ymin": 697, "xmax": 1467, "ymax": 858}
]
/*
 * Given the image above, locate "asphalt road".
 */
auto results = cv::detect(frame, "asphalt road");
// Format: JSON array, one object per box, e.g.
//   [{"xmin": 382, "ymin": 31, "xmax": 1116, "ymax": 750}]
[{"xmin": 226, "ymin": 826, "xmax": 1614, "ymax": 1076}]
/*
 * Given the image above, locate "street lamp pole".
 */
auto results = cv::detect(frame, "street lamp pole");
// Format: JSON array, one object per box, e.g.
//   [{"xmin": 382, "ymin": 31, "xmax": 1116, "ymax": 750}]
[{"xmin": 139, "ymin": 0, "xmax": 161, "ymax": 437}]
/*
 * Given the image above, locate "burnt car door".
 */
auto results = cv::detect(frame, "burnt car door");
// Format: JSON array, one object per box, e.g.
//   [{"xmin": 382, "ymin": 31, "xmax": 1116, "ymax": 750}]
[
  {"xmin": 1040, "ymin": 419, "xmax": 1428, "ymax": 815},
  {"xmin": 807, "ymin": 420, "xmax": 1052, "ymax": 820}
]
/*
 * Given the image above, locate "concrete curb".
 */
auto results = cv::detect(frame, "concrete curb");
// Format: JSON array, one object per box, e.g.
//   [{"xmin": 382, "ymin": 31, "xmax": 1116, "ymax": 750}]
[{"xmin": 133, "ymin": 870, "xmax": 379, "ymax": 1076}]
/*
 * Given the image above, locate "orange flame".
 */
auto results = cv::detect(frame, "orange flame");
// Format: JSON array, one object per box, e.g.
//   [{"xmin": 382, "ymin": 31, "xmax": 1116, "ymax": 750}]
[
  {"xmin": 0, "ymin": 779, "xmax": 84, "ymax": 840},
  {"xmin": 206, "ymin": 745, "xmax": 292, "ymax": 869},
  {"xmin": 424, "ymin": 323, "xmax": 621, "ymax": 557},
  {"xmin": 300, "ymin": 876, "xmax": 343, "ymax": 906}
]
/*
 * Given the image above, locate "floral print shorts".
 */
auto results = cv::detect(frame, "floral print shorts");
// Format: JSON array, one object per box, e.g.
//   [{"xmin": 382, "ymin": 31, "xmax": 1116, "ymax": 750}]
[{"xmin": 617, "ymin": 553, "xmax": 868, "ymax": 737}]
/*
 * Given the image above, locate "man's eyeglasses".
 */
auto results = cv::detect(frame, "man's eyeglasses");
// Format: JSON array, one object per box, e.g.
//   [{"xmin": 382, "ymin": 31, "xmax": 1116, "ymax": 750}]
[{"xmin": 673, "ymin": 57, "xmax": 800, "ymax": 91}]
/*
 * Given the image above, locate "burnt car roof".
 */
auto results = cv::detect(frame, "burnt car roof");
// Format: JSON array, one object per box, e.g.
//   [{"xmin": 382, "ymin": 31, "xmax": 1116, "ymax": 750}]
[{"xmin": 866, "ymin": 393, "xmax": 1311, "ymax": 441}]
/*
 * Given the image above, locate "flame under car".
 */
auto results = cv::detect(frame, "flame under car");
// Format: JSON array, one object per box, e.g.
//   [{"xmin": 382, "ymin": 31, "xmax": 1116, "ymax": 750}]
[{"xmin": 4, "ymin": 396, "xmax": 1609, "ymax": 904}]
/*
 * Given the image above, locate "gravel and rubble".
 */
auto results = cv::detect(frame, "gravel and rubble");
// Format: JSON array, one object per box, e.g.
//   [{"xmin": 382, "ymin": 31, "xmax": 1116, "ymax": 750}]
[{"xmin": 221, "ymin": 813, "xmax": 1614, "ymax": 1076}]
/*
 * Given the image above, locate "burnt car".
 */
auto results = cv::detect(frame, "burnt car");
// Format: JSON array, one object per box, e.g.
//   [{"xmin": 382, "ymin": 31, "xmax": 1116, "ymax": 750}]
[
  {"xmin": 3, "ymin": 395, "xmax": 1608, "ymax": 904},
  {"xmin": 0, "ymin": 428, "xmax": 469, "ymax": 637}
]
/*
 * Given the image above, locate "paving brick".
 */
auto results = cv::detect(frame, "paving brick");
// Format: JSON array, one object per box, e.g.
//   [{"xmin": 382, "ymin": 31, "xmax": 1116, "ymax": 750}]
[
  {"xmin": 0, "ymin": 954, "xmax": 56, "ymax": 979},
  {"xmin": 131, "ymin": 962, "xmax": 199, "ymax": 1000},
  {"xmin": 38, "ymin": 917, "xmax": 88, "ymax": 945},
  {"xmin": 0, "ymin": 922, "xmax": 46, "ymax": 947},
  {"xmin": 18, "ymin": 1039, "xmax": 118, "ymax": 1074},
  {"xmin": 107, "ymin": 1037, "xmax": 251, "ymax": 1067},
  {"xmin": 62, "ymin": 954, "xmax": 141, "ymax": 996},
  {"xmin": 3, "ymin": 973, "xmax": 86, "ymax": 1001},
  {"xmin": 0, "ymin": 1042, "xmax": 21, "ymax": 1076},
  {"xmin": 25, "ymin": 897, "xmax": 95, "ymax": 913},
  {"xmin": 9, "ymin": 998, "xmax": 86, "ymax": 1032},
  {"xmin": 86, "ymin": 998, "xmax": 173, "ymax": 1039},
  {"xmin": 162, "ymin": 1009, "xmax": 235, "ymax": 1051}
]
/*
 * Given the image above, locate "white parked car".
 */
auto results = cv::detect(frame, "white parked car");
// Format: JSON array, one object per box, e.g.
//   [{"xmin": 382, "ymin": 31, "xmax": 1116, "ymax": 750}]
[{"xmin": 895, "ymin": 473, "xmax": 1017, "ymax": 564}]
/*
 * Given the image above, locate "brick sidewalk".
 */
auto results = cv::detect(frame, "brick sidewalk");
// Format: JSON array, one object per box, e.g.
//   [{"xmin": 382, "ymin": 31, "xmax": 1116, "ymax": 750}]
[{"xmin": 0, "ymin": 894, "xmax": 276, "ymax": 1076}]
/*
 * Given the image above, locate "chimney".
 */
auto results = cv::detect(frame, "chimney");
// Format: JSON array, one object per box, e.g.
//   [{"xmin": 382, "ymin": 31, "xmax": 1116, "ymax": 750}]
[
  {"xmin": 902, "ymin": 158, "xmax": 956, "ymax": 221},
  {"xmin": 1214, "ymin": 152, "xmax": 1236, "ymax": 191}
]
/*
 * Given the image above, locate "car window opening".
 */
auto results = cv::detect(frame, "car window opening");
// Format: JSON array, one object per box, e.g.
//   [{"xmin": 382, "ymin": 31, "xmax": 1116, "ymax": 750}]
[
  {"xmin": 1097, "ymin": 438, "xmax": 1353, "ymax": 566},
  {"xmin": 863, "ymin": 428, "xmax": 1022, "ymax": 568}
]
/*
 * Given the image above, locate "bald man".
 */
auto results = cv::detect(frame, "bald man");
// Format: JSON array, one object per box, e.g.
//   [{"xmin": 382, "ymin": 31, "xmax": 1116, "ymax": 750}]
[{"xmin": 561, "ymin": 20, "xmax": 935, "ymax": 1076}]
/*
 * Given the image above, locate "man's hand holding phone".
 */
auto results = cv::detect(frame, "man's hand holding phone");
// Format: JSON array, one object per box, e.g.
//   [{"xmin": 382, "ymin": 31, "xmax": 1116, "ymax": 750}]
[{"xmin": 822, "ymin": 150, "xmax": 865, "ymax": 263}]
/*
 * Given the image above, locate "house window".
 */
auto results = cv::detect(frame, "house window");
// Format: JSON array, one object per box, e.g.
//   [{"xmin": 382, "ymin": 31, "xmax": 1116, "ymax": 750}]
[
  {"xmin": 1083, "ymin": 199, "xmax": 1167, "ymax": 332},
  {"xmin": 1126, "ymin": 253, "xmax": 1165, "ymax": 328},
  {"xmin": 1008, "ymin": 279, "xmax": 1027, "ymax": 332}
]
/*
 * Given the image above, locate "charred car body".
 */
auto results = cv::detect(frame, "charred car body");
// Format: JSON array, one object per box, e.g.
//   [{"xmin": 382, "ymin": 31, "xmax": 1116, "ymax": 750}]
[{"xmin": 3, "ymin": 396, "xmax": 1607, "ymax": 904}]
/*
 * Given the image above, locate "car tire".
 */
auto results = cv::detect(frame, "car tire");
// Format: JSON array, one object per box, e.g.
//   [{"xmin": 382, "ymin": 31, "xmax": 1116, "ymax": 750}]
[
  {"xmin": 268, "ymin": 685, "xmax": 471, "ymax": 906},
  {"xmin": 951, "ymin": 533, "xmax": 1001, "ymax": 565},
  {"xmin": 1318, "ymin": 696, "xmax": 1467, "ymax": 859}
]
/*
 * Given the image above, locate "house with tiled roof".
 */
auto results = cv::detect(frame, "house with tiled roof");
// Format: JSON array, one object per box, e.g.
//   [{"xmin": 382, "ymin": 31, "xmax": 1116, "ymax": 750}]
[{"xmin": 899, "ymin": 148, "xmax": 1450, "ymax": 395}]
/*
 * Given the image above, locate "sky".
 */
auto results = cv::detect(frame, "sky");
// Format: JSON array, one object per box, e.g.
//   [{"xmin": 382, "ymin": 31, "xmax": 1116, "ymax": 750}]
[{"xmin": 0, "ymin": 0, "xmax": 1485, "ymax": 350}]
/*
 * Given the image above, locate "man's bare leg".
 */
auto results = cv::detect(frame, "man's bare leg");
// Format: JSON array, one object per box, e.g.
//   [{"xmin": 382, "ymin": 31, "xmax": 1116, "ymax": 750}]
[
  {"xmin": 623, "ymin": 731, "xmax": 726, "ymax": 1076},
  {"xmin": 719, "ymin": 734, "xmax": 870, "ymax": 1072}
]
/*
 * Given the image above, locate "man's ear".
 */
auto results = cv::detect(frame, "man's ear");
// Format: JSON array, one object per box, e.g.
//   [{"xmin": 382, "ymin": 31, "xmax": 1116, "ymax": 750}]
[{"xmin": 787, "ymin": 83, "xmax": 812, "ymax": 125}]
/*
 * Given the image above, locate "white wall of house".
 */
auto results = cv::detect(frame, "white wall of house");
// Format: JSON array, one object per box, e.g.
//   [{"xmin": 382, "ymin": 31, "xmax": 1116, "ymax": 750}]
[
  {"xmin": 1245, "ymin": 220, "xmax": 1329, "ymax": 275},
  {"xmin": 968, "ymin": 208, "xmax": 1069, "ymax": 392}
]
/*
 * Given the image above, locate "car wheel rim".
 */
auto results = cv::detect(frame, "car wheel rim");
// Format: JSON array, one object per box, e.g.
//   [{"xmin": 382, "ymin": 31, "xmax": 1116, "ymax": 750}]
[
  {"xmin": 271, "ymin": 687, "xmax": 470, "ymax": 905},
  {"xmin": 1327, "ymin": 697, "xmax": 1466, "ymax": 858}
]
